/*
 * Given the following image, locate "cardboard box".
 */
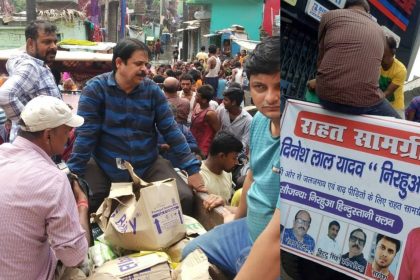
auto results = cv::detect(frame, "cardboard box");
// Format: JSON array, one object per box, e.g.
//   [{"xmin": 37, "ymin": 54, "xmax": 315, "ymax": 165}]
[
  {"xmin": 90, "ymin": 253, "xmax": 171, "ymax": 280},
  {"xmin": 93, "ymin": 178, "xmax": 186, "ymax": 251}
]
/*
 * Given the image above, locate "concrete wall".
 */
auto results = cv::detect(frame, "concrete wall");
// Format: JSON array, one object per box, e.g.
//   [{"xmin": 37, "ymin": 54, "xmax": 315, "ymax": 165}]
[
  {"xmin": 0, "ymin": 26, "xmax": 26, "ymax": 49},
  {"xmin": 210, "ymin": 0, "xmax": 263, "ymax": 41},
  {"xmin": 0, "ymin": 19, "xmax": 87, "ymax": 50}
]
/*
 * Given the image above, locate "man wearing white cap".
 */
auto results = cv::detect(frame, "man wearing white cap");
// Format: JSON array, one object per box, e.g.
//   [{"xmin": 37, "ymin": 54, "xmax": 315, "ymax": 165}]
[{"xmin": 0, "ymin": 95, "xmax": 88, "ymax": 279}]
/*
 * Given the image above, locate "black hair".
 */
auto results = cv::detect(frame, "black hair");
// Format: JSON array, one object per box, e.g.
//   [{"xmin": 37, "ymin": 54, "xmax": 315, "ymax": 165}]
[
  {"xmin": 112, "ymin": 38, "xmax": 151, "ymax": 72},
  {"xmin": 344, "ymin": 0, "xmax": 370, "ymax": 12},
  {"xmin": 165, "ymin": 69, "xmax": 176, "ymax": 78},
  {"xmin": 294, "ymin": 210, "xmax": 311, "ymax": 223},
  {"xmin": 349, "ymin": 228, "xmax": 367, "ymax": 242},
  {"xmin": 328, "ymin": 220, "xmax": 340, "ymax": 230},
  {"xmin": 229, "ymin": 82, "xmax": 242, "ymax": 89},
  {"xmin": 180, "ymin": 74, "xmax": 194, "ymax": 83},
  {"xmin": 223, "ymin": 85, "xmax": 244, "ymax": 106},
  {"xmin": 175, "ymin": 70, "xmax": 183, "ymax": 78},
  {"xmin": 188, "ymin": 69, "xmax": 201, "ymax": 82},
  {"xmin": 209, "ymin": 131, "xmax": 243, "ymax": 156},
  {"xmin": 385, "ymin": 36, "xmax": 397, "ymax": 55},
  {"xmin": 208, "ymin": 44, "xmax": 217, "ymax": 55},
  {"xmin": 376, "ymin": 234, "xmax": 401, "ymax": 253},
  {"xmin": 245, "ymin": 36, "xmax": 280, "ymax": 79},
  {"xmin": 194, "ymin": 61, "xmax": 202, "ymax": 68},
  {"xmin": 233, "ymin": 61, "xmax": 241, "ymax": 68},
  {"xmin": 153, "ymin": 75, "xmax": 165, "ymax": 84},
  {"xmin": 197, "ymin": 84, "xmax": 214, "ymax": 101},
  {"xmin": 200, "ymin": 46, "xmax": 206, "ymax": 51},
  {"xmin": 25, "ymin": 20, "xmax": 57, "ymax": 41}
]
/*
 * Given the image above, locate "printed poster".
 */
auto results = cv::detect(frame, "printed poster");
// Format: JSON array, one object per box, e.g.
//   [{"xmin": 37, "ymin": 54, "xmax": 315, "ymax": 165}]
[{"xmin": 280, "ymin": 100, "xmax": 420, "ymax": 280}]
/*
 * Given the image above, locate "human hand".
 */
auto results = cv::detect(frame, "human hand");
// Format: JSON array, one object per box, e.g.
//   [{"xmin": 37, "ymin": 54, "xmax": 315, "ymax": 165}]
[
  {"xmin": 307, "ymin": 79, "xmax": 316, "ymax": 91},
  {"xmin": 187, "ymin": 173, "xmax": 208, "ymax": 192},
  {"xmin": 71, "ymin": 179, "xmax": 88, "ymax": 207},
  {"xmin": 203, "ymin": 194, "xmax": 225, "ymax": 211},
  {"xmin": 221, "ymin": 207, "xmax": 236, "ymax": 224},
  {"xmin": 159, "ymin": 144, "xmax": 170, "ymax": 152}
]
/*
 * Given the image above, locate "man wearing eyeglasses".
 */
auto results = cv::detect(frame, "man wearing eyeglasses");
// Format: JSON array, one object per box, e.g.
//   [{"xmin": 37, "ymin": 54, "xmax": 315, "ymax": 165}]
[
  {"xmin": 340, "ymin": 228, "xmax": 368, "ymax": 274},
  {"xmin": 282, "ymin": 210, "xmax": 315, "ymax": 254}
]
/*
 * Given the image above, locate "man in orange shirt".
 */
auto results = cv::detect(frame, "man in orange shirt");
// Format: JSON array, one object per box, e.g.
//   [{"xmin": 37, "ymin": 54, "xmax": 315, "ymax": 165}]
[{"xmin": 365, "ymin": 234, "xmax": 400, "ymax": 280}]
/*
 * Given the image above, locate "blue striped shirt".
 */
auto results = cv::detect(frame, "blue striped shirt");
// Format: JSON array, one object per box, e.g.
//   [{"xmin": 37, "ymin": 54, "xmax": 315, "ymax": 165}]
[{"xmin": 67, "ymin": 72, "xmax": 200, "ymax": 181}]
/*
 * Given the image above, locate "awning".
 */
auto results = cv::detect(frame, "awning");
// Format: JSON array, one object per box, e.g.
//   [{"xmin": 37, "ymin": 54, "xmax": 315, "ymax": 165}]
[
  {"xmin": 203, "ymin": 33, "xmax": 219, "ymax": 37},
  {"xmin": 59, "ymin": 42, "xmax": 116, "ymax": 52},
  {"xmin": 231, "ymin": 38, "xmax": 260, "ymax": 51},
  {"xmin": 185, "ymin": 26, "xmax": 199, "ymax": 30},
  {"xmin": 183, "ymin": 20, "xmax": 200, "ymax": 25},
  {"xmin": 0, "ymin": 48, "xmax": 112, "ymax": 62}
]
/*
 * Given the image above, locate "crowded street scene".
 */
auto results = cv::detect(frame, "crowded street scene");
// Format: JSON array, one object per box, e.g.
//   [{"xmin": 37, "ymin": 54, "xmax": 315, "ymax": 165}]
[{"xmin": 1, "ymin": 0, "xmax": 420, "ymax": 279}]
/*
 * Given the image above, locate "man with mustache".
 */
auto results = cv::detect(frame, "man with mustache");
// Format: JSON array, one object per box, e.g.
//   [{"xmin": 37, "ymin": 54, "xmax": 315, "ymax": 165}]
[
  {"xmin": 67, "ymin": 38, "xmax": 206, "ymax": 216},
  {"xmin": 365, "ymin": 234, "xmax": 400, "ymax": 280},
  {"xmin": 0, "ymin": 20, "xmax": 60, "ymax": 142},
  {"xmin": 340, "ymin": 228, "xmax": 368, "ymax": 274},
  {"xmin": 282, "ymin": 210, "xmax": 315, "ymax": 254}
]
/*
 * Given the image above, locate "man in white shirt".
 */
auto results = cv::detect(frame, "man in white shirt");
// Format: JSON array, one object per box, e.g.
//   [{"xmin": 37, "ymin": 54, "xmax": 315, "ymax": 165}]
[
  {"xmin": 315, "ymin": 220, "xmax": 342, "ymax": 263},
  {"xmin": 205, "ymin": 44, "xmax": 222, "ymax": 98}
]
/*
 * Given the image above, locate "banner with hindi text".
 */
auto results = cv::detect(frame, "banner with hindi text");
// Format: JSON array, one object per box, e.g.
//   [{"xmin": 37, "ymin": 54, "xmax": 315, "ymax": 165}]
[{"xmin": 280, "ymin": 100, "xmax": 420, "ymax": 280}]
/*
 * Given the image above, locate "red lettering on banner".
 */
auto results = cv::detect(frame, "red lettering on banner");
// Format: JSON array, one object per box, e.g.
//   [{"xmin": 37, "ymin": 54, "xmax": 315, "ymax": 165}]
[
  {"xmin": 294, "ymin": 111, "xmax": 420, "ymax": 165},
  {"xmin": 391, "ymin": 0, "xmax": 416, "ymax": 16}
]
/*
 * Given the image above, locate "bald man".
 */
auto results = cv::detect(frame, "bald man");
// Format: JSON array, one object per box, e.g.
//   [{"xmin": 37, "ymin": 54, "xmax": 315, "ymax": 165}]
[
  {"xmin": 163, "ymin": 77, "xmax": 190, "ymax": 124},
  {"xmin": 282, "ymin": 210, "xmax": 316, "ymax": 254}
]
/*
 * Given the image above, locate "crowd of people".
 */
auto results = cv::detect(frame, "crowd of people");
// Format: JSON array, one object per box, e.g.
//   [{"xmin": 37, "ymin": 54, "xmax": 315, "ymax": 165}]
[
  {"xmin": 282, "ymin": 0, "xmax": 418, "ymax": 279},
  {"xmin": 0, "ymin": 18, "xmax": 281, "ymax": 280}
]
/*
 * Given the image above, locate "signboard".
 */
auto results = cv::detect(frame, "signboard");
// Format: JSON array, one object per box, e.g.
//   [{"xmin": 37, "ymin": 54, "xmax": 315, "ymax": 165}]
[
  {"xmin": 327, "ymin": 0, "xmax": 346, "ymax": 9},
  {"xmin": 305, "ymin": 0, "xmax": 329, "ymax": 22},
  {"xmin": 280, "ymin": 100, "xmax": 420, "ymax": 279},
  {"xmin": 368, "ymin": 0, "xmax": 417, "ymax": 31}
]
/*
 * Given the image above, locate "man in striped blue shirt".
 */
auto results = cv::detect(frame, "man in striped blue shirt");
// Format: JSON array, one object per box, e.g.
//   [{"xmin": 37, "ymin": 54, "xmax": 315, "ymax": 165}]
[{"xmin": 67, "ymin": 39, "xmax": 206, "ymax": 215}]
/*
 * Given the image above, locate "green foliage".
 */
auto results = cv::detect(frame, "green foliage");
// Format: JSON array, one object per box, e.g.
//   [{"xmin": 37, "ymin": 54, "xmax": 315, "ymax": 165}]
[
  {"xmin": 11, "ymin": 0, "xmax": 26, "ymax": 13},
  {"xmin": 152, "ymin": 0, "xmax": 160, "ymax": 9}
]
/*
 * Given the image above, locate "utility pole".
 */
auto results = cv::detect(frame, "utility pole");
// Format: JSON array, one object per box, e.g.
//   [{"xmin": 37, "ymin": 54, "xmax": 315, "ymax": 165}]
[
  {"xmin": 26, "ymin": 0, "xmax": 36, "ymax": 23},
  {"xmin": 104, "ymin": 0, "xmax": 109, "ymax": 41}
]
